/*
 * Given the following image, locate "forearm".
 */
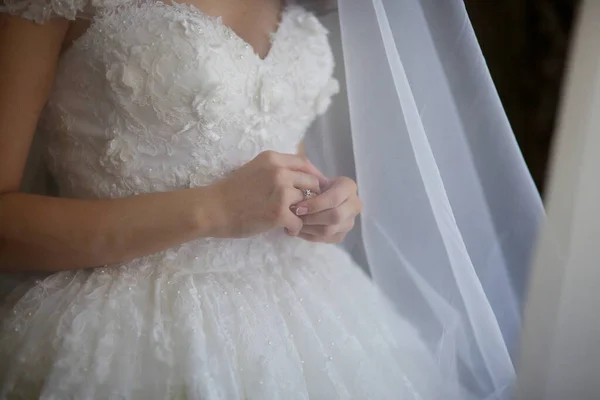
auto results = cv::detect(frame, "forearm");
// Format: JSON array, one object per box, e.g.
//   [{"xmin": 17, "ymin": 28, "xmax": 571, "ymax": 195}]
[{"xmin": 0, "ymin": 187, "xmax": 220, "ymax": 272}]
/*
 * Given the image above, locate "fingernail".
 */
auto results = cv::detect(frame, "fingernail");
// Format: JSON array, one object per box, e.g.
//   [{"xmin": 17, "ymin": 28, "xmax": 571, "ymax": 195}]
[{"xmin": 295, "ymin": 207, "xmax": 308, "ymax": 216}]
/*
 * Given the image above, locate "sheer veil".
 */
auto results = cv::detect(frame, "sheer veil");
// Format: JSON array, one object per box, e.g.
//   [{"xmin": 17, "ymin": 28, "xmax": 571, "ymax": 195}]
[{"xmin": 305, "ymin": 0, "xmax": 544, "ymax": 398}]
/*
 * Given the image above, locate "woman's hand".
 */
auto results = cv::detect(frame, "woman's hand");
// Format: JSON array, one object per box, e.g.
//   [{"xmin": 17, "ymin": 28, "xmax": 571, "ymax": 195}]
[
  {"xmin": 291, "ymin": 176, "xmax": 362, "ymax": 244},
  {"xmin": 210, "ymin": 151, "xmax": 327, "ymax": 238}
]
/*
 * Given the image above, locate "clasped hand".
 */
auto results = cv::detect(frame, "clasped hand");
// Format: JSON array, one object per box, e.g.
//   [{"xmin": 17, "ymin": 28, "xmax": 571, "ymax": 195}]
[
  {"xmin": 289, "ymin": 176, "xmax": 362, "ymax": 244},
  {"xmin": 211, "ymin": 151, "xmax": 361, "ymax": 243}
]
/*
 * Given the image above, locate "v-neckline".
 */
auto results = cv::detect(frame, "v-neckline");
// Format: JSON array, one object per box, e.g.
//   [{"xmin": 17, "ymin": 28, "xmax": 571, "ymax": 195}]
[
  {"xmin": 174, "ymin": 2, "xmax": 290, "ymax": 62},
  {"xmin": 226, "ymin": 6, "xmax": 289, "ymax": 62}
]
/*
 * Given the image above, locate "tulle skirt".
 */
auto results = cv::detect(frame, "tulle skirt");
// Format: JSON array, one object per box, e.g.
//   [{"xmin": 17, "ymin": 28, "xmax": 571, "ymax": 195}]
[{"xmin": 0, "ymin": 233, "xmax": 452, "ymax": 399}]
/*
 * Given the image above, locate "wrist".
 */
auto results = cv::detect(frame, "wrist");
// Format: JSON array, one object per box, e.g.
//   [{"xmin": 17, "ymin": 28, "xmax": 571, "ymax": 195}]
[{"xmin": 190, "ymin": 184, "xmax": 229, "ymax": 238}]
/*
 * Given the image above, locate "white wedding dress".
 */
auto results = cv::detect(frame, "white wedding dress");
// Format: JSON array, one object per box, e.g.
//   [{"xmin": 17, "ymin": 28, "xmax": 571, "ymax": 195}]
[{"xmin": 0, "ymin": 1, "xmax": 454, "ymax": 399}]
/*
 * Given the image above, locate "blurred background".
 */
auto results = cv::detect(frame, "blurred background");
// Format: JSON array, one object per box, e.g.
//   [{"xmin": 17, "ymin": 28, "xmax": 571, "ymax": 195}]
[{"xmin": 465, "ymin": 0, "xmax": 580, "ymax": 196}]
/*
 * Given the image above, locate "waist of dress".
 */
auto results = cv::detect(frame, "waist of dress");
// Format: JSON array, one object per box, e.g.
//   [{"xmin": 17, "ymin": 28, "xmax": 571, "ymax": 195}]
[
  {"xmin": 101, "ymin": 231, "xmax": 310, "ymax": 276},
  {"xmin": 0, "ymin": 232, "xmax": 324, "ymax": 303}
]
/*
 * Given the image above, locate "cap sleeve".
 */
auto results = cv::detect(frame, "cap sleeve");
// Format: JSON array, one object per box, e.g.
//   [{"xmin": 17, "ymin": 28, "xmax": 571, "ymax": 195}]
[
  {"xmin": 1, "ymin": 0, "xmax": 97, "ymax": 23},
  {"xmin": 314, "ymin": 78, "xmax": 340, "ymax": 116},
  {"xmin": 289, "ymin": 6, "xmax": 341, "ymax": 116}
]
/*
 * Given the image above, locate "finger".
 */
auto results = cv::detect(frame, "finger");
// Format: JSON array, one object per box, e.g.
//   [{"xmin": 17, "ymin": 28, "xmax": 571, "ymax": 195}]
[
  {"xmin": 281, "ymin": 213, "xmax": 303, "ymax": 236},
  {"xmin": 298, "ymin": 225, "xmax": 326, "ymax": 236},
  {"xmin": 301, "ymin": 218, "xmax": 354, "ymax": 235},
  {"xmin": 274, "ymin": 171, "xmax": 320, "ymax": 206},
  {"xmin": 271, "ymin": 153, "xmax": 328, "ymax": 187},
  {"xmin": 297, "ymin": 232, "xmax": 323, "ymax": 243},
  {"xmin": 305, "ymin": 158, "xmax": 330, "ymax": 189},
  {"xmin": 300, "ymin": 201, "xmax": 353, "ymax": 225},
  {"xmin": 330, "ymin": 232, "xmax": 347, "ymax": 244},
  {"xmin": 289, "ymin": 171, "xmax": 321, "ymax": 193},
  {"xmin": 295, "ymin": 179, "xmax": 355, "ymax": 215},
  {"xmin": 282, "ymin": 187, "xmax": 306, "ymax": 206},
  {"xmin": 299, "ymin": 225, "xmax": 339, "ymax": 236},
  {"xmin": 297, "ymin": 232, "xmax": 346, "ymax": 244}
]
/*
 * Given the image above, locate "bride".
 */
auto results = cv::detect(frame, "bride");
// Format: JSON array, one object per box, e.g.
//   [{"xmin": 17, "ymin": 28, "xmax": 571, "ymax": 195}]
[
  {"xmin": 0, "ymin": 0, "xmax": 544, "ymax": 398},
  {"xmin": 0, "ymin": 0, "xmax": 459, "ymax": 398}
]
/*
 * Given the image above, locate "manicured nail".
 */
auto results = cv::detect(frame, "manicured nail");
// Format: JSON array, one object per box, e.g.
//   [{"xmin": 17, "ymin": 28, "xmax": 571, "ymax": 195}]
[{"xmin": 295, "ymin": 207, "xmax": 308, "ymax": 216}]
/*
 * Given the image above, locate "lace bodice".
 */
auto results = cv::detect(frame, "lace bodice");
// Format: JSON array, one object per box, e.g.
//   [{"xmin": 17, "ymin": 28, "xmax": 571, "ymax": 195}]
[{"xmin": 3, "ymin": 0, "xmax": 339, "ymax": 199}]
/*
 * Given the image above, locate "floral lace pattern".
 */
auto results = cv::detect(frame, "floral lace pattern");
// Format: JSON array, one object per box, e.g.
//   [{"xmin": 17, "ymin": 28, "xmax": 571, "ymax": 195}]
[
  {"xmin": 33, "ymin": 1, "xmax": 339, "ymax": 199},
  {"xmin": 0, "ymin": 1, "xmax": 450, "ymax": 399}
]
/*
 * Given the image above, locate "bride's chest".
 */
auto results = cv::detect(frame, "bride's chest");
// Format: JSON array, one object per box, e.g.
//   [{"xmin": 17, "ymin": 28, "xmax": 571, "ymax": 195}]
[{"xmin": 51, "ymin": 2, "xmax": 336, "ymax": 137}]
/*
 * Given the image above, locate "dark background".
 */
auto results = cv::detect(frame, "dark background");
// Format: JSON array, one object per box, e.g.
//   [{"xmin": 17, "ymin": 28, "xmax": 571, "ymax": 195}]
[{"xmin": 465, "ymin": 0, "xmax": 580, "ymax": 196}]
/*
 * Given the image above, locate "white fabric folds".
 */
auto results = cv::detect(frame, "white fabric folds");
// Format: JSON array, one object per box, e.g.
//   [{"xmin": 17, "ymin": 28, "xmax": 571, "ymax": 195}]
[{"xmin": 306, "ymin": 1, "xmax": 544, "ymax": 398}]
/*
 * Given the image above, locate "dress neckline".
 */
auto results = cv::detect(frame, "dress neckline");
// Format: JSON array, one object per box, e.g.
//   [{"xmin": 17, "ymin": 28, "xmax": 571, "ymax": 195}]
[{"xmin": 171, "ymin": 1, "xmax": 291, "ymax": 62}]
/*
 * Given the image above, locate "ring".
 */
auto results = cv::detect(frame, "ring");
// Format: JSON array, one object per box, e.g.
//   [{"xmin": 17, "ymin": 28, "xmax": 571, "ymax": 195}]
[{"xmin": 302, "ymin": 189, "xmax": 316, "ymax": 200}]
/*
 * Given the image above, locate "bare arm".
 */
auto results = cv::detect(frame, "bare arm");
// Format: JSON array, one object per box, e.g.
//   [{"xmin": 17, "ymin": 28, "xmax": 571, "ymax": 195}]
[
  {"xmin": 0, "ymin": 191, "xmax": 220, "ymax": 272},
  {"xmin": 0, "ymin": 16, "xmax": 224, "ymax": 272}
]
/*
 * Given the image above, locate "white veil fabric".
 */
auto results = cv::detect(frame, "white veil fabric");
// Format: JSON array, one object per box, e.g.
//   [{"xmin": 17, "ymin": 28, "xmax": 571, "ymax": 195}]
[{"xmin": 305, "ymin": 0, "xmax": 544, "ymax": 398}]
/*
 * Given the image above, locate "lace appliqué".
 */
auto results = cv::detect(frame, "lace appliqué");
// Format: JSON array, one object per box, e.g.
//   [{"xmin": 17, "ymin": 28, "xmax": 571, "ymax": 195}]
[{"xmin": 36, "ymin": 2, "xmax": 338, "ymax": 199}]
